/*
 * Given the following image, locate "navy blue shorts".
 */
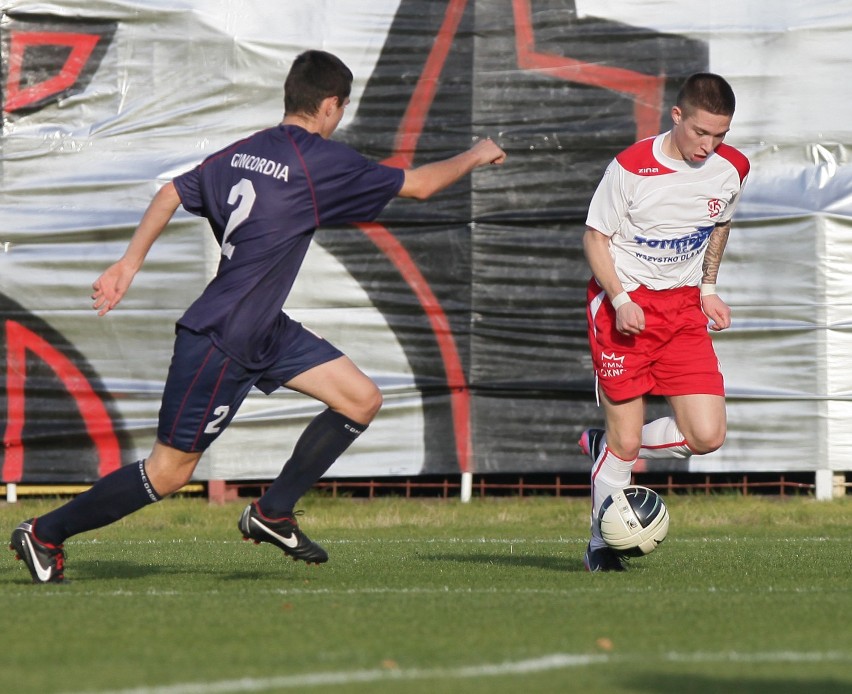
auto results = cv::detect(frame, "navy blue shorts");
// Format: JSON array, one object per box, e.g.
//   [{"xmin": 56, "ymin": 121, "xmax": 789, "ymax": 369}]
[{"xmin": 157, "ymin": 321, "xmax": 344, "ymax": 452}]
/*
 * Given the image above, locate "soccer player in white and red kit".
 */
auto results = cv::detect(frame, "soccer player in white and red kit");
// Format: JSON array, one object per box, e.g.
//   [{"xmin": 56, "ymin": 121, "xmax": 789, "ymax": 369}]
[{"xmin": 579, "ymin": 73, "xmax": 750, "ymax": 571}]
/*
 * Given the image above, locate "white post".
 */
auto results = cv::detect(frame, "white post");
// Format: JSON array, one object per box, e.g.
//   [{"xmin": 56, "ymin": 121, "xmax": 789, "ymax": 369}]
[
  {"xmin": 814, "ymin": 469, "xmax": 838, "ymax": 500},
  {"xmin": 460, "ymin": 472, "xmax": 473, "ymax": 503},
  {"xmin": 6, "ymin": 483, "xmax": 18, "ymax": 503}
]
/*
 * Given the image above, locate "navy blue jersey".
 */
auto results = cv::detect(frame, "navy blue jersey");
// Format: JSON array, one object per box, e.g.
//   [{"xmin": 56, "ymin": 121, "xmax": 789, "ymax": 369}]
[{"xmin": 172, "ymin": 124, "xmax": 404, "ymax": 369}]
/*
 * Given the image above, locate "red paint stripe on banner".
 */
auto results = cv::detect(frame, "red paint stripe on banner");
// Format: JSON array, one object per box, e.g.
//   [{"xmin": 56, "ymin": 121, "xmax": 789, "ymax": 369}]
[
  {"xmin": 357, "ymin": 221, "xmax": 472, "ymax": 472},
  {"xmin": 388, "ymin": 0, "xmax": 469, "ymax": 168},
  {"xmin": 4, "ymin": 324, "xmax": 26, "ymax": 482},
  {"xmin": 364, "ymin": 0, "xmax": 473, "ymax": 473},
  {"xmin": 4, "ymin": 31, "xmax": 101, "ymax": 112},
  {"xmin": 512, "ymin": 0, "xmax": 665, "ymax": 140},
  {"xmin": 3, "ymin": 321, "xmax": 121, "ymax": 481}
]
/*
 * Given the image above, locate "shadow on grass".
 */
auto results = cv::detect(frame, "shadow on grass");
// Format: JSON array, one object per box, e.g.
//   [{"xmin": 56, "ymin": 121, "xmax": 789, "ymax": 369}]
[
  {"xmin": 4, "ymin": 561, "xmax": 173, "ymax": 585},
  {"xmin": 423, "ymin": 552, "xmax": 584, "ymax": 572},
  {"xmin": 423, "ymin": 550, "xmax": 662, "ymax": 574},
  {"xmin": 629, "ymin": 674, "xmax": 852, "ymax": 694},
  {"xmin": 67, "ymin": 559, "xmax": 282, "ymax": 582},
  {"xmin": 72, "ymin": 559, "xmax": 200, "ymax": 580}
]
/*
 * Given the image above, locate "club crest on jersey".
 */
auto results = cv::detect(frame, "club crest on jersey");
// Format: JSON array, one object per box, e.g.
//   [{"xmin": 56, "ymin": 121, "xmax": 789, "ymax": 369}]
[
  {"xmin": 600, "ymin": 352, "xmax": 626, "ymax": 378},
  {"xmin": 707, "ymin": 198, "xmax": 723, "ymax": 217}
]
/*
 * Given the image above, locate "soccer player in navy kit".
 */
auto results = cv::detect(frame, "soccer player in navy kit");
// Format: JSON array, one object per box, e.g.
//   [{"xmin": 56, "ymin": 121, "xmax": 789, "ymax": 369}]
[
  {"xmin": 578, "ymin": 73, "xmax": 749, "ymax": 571},
  {"xmin": 11, "ymin": 50, "xmax": 506, "ymax": 583}
]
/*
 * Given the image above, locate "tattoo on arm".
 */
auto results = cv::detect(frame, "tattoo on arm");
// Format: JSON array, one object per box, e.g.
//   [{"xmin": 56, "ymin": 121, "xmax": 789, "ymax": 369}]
[{"xmin": 703, "ymin": 223, "xmax": 730, "ymax": 284}]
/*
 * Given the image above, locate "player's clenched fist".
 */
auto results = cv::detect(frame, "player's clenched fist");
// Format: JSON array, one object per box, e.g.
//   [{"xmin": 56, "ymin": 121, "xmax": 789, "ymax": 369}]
[{"xmin": 470, "ymin": 137, "xmax": 506, "ymax": 166}]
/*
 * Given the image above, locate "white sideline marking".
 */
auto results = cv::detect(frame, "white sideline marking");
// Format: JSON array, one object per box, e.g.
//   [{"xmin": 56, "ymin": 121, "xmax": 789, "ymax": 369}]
[
  {"xmin": 26, "ymin": 582, "xmax": 838, "ymax": 599},
  {"xmin": 63, "ymin": 651, "xmax": 852, "ymax": 694},
  {"xmin": 66, "ymin": 654, "xmax": 606, "ymax": 693}
]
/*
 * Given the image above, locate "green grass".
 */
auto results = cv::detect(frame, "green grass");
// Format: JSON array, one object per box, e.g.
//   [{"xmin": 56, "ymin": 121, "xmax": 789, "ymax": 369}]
[{"xmin": 0, "ymin": 494, "xmax": 850, "ymax": 694}]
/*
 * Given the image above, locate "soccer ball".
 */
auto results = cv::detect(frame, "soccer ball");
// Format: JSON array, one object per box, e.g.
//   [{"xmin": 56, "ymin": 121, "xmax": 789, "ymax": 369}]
[{"xmin": 598, "ymin": 485, "xmax": 669, "ymax": 557}]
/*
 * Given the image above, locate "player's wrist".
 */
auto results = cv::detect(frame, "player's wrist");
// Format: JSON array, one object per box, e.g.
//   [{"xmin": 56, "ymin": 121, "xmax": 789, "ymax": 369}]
[
  {"xmin": 611, "ymin": 291, "xmax": 632, "ymax": 309},
  {"xmin": 700, "ymin": 283, "xmax": 717, "ymax": 297}
]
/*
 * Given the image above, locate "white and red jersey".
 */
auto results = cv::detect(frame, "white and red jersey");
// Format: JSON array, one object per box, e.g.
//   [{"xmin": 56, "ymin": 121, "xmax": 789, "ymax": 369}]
[{"xmin": 586, "ymin": 131, "xmax": 750, "ymax": 291}]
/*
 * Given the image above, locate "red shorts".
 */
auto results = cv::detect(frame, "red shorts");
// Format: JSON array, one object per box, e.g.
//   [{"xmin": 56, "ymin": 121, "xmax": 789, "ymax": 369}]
[{"xmin": 586, "ymin": 279, "xmax": 724, "ymax": 402}]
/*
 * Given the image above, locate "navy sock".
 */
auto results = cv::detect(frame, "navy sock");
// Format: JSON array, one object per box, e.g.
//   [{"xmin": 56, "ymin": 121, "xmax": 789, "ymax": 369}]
[
  {"xmin": 258, "ymin": 408, "xmax": 366, "ymax": 517},
  {"xmin": 34, "ymin": 460, "xmax": 162, "ymax": 545}
]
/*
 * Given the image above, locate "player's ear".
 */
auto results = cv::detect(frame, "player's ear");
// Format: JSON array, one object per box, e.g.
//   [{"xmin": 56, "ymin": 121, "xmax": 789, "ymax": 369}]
[
  {"xmin": 322, "ymin": 96, "xmax": 337, "ymax": 118},
  {"xmin": 671, "ymin": 105, "xmax": 682, "ymax": 126}
]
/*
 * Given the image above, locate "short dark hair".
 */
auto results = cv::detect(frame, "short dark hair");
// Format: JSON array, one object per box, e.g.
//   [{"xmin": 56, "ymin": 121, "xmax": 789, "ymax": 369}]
[
  {"xmin": 284, "ymin": 50, "xmax": 353, "ymax": 116},
  {"xmin": 676, "ymin": 73, "xmax": 736, "ymax": 117}
]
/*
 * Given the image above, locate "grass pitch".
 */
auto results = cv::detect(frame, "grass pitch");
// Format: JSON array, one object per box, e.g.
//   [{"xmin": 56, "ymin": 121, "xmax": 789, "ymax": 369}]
[{"xmin": 0, "ymin": 493, "xmax": 850, "ymax": 694}]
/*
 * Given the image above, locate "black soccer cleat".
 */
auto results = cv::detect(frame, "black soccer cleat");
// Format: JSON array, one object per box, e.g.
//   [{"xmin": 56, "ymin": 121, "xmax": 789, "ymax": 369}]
[
  {"xmin": 10, "ymin": 519, "xmax": 66, "ymax": 584},
  {"xmin": 238, "ymin": 502, "xmax": 328, "ymax": 565},
  {"xmin": 578, "ymin": 428, "xmax": 606, "ymax": 463},
  {"xmin": 583, "ymin": 542, "xmax": 626, "ymax": 572}
]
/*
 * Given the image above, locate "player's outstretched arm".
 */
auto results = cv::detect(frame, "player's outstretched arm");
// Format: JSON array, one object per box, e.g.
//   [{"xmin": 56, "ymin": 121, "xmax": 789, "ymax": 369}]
[
  {"xmin": 91, "ymin": 182, "xmax": 181, "ymax": 316},
  {"xmin": 397, "ymin": 137, "xmax": 506, "ymax": 200}
]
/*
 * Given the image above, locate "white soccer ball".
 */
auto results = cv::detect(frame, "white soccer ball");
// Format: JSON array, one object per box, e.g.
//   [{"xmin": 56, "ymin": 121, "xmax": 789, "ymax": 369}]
[{"xmin": 598, "ymin": 485, "xmax": 669, "ymax": 557}]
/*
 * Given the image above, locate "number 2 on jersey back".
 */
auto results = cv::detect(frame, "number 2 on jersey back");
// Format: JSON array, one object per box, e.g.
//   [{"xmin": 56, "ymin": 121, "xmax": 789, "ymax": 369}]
[{"xmin": 221, "ymin": 178, "xmax": 257, "ymax": 259}]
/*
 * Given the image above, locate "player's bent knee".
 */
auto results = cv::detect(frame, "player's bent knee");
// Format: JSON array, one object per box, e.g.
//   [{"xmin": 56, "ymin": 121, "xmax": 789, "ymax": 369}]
[
  {"xmin": 687, "ymin": 430, "xmax": 726, "ymax": 455},
  {"xmin": 607, "ymin": 434, "xmax": 643, "ymax": 462},
  {"xmin": 147, "ymin": 445, "xmax": 202, "ymax": 496},
  {"xmin": 360, "ymin": 387, "xmax": 383, "ymax": 422},
  {"xmin": 616, "ymin": 446, "xmax": 643, "ymax": 461},
  {"xmin": 341, "ymin": 384, "xmax": 382, "ymax": 424}
]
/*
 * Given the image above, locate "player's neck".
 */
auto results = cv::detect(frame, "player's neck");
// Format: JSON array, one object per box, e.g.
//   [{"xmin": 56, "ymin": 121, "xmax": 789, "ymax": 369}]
[
  {"xmin": 282, "ymin": 113, "xmax": 322, "ymax": 134},
  {"xmin": 661, "ymin": 132, "xmax": 683, "ymax": 161}
]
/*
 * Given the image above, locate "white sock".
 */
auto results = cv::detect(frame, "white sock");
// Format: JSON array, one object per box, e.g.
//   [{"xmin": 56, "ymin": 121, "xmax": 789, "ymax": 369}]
[
  {"xmin": 589, "ymin": 449, "xmax": 636, "ymax": 550},
  {"xmin": 639, "ymin": 416, "xmax": 693, "ymax": 459}
]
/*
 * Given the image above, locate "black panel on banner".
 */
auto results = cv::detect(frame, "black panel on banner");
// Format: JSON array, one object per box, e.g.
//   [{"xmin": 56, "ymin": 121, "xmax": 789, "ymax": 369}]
[{"xmin": 0, "ymin": 294, "xmax": 133, "ymax": 483}]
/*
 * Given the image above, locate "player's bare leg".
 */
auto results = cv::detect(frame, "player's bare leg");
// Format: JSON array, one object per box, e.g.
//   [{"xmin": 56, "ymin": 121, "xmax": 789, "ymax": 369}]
[
  {"xmin": 600, "ymin": 391, "xmax": 646, "ymax": 461},
  {"xmin": 285, "ymin": 355, "xmax": 383, "ymax": 424},
  {"xmin": 621, "ymin": 395, "xmax": 726, "ymax": 461},
  {"xmin": 144, "ymin": 442, "xmax": 203, "ymax": 496},
  {"xmin": 666, "ymin": 393, "xmax": 726, "ymax": 454}
]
